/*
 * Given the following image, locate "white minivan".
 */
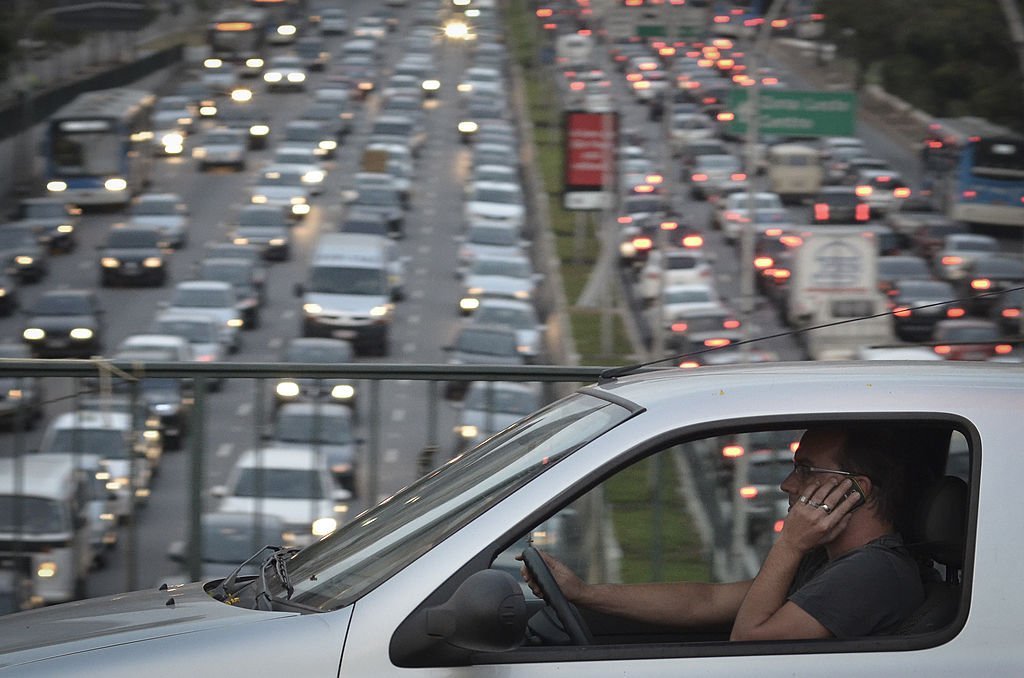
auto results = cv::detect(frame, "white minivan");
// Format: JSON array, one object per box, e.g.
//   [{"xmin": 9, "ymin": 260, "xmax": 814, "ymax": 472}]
[
  {"xmin": 294, "ymin": 233, "xmax": 407, "ymax": 356},
  {"xmin": 0, "ymin": 454, "xmax": 94, "ymax": 604},
  {"xmin": 766, "ymin": 143, "xmax": 824, "ymax": 203}
]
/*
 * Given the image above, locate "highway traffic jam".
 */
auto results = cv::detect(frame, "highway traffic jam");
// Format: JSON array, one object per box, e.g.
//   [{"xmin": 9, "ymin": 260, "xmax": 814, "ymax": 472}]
[{"xmin": 0, "ymin": 0, "xmax": 1022, "ymax": 619}]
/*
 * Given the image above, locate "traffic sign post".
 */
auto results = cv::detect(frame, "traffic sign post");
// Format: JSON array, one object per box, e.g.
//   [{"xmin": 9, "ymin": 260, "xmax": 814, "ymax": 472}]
[{"xmin": 726, "ymin": 89, "xmax": 857, "ymax": 137}]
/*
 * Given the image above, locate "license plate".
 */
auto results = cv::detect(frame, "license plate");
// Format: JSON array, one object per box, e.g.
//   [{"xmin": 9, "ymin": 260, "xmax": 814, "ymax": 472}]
[{"xmin": 332, "ymin": 329, "xmax": 356, "ymax": 339}]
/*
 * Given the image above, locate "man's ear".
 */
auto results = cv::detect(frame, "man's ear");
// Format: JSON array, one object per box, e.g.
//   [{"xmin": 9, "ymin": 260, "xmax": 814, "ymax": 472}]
[{"xmin": 854, "ymin": 475, "xmax": 873, "ymax": 504}]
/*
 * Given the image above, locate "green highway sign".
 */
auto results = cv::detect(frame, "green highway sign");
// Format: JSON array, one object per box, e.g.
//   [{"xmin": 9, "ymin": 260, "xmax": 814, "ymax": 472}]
[
  {"xmin": 725, "ymin": 90, "xmax": 857, "ymax": 137},
  {"xmin": 637, "ymin": 24, "xmax": 666, "ymax": 37}
]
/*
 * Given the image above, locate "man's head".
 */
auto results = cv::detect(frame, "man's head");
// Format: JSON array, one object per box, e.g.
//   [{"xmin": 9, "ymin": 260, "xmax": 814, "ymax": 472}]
[{"xmin": 782, "ymin": 425, "xmax": 909, "ymax": 529}]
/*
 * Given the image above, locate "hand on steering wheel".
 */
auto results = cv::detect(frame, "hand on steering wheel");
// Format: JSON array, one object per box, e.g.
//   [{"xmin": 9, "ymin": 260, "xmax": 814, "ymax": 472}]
[{"xmin": 520, "ymin": 546, "xmax": 593, "ymax": 645}]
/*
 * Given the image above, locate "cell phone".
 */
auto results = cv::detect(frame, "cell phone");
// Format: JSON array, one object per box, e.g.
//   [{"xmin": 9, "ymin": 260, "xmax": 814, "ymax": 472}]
[{"xmin": 844, "ymin": 477, "xmax": 867, "ymax": 509}]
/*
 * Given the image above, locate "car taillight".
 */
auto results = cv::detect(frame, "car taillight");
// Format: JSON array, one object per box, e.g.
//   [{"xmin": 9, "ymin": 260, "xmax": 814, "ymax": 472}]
[
  {"xmin": 717, "ymin": 111, "xmax": 735, "ymax": 122},
  {"xmin": 704, "ymin": 338, "xmax": 731, "ymax": 347},
  {"xmin": 670, "ymin": 322, "xmax": 688, "ymax": 332},
  {"xmin": 894, "ymin": 187, "xmax": 911, "ymax": 199},
  {"xmin": 764, "ymin": 227, "xmax": 783, "ymax": 237},
  {"xmin": 947, "ymin": 307, "xmax": 966, "ymax": 318},
  {"xmin": 996, "ymin": 344, "xmax": 1013, "ymax": 354},
  {"xmin": 855, "ymin": 203, "xmax": 870, "ymax": 221},
  {"xmin": 678, "ymin": 360, "xmax": 700, "ymax": 369},
  {"xmin": 941, "ymin": 255, "xmax": 962, "ymax": 266},
  {"xmin": 754, "ymin": 256, "xmax": 773, "ymax": 269},
  {"xmin": 771, "ymin": 268, "xmax": 791, "ymax": 280},
  {"xmin": 722, "ymin": 444, "xmax": 743, "ymax": 458},
  {"xmin": 731, "ymin": 173, "xmax": 747, "ymax": 181},
  {"xmin": 682, "ymin": 235, "xmax": 704, "ymax": 248},
  {"xmin": 692, "ymin": 173, "xmax": 708, "ymax": 182},
  {"xmin": 1002, "ymin": 308, "xmax": 1021, "ymax": 318},
  {"xmin": 934, "ymin": 345, "xmax": 951, "ymax": 355},
  {"xmin": 618, "ymin": 216, "xmax": 632, "ymax": 224},
  {"xmin": 970, "ymin": 278, "xmax": 991, "ymax": 290},
  {"xmin": 633, "ymin": 237, "xmax": 653, "ymax": 250},
  {"xmin": 779, "ymin": 235, "xmax": 803, "ymax": 247},
  {"xmin": 893, "ymin": 306, "xmax": 912, "ymax": 318},
  {"xmin": 855, "ymin": 185, "xmax": 872, "ymax": 197},
  {"xmin": 774, "ymin": 519, "xmax": 785, "ymax": 533},
  {"xmin": 813, "ymin": 204, "xmax": 829, "ymax": 221},
  {"xmin": 962, "ymin": 190, "xmax": 977, "ymax": 199},
  {"xmin": 724, "ymin": 319, "xmax": 741, "ymax": 329},
  {"xmin": 739, "ymin": 486, "xmax": 758, "ymax": 499}
]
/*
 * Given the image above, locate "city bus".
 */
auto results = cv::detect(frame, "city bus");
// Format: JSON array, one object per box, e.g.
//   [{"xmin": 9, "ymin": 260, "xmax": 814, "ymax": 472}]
[
  {"xmin": 43, "ymin": 88, "xmax": 155, "ymax": 208},
  {"xmin": 923, "ymin": 116, "xmax": 1024, "ymax": 228},
  {"xmin": 207, "ymin": 7, "xmax": 268, "ymax": 78}
]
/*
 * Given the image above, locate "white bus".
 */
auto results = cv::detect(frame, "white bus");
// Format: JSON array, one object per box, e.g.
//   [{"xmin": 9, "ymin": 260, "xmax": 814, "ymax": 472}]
[{"xmin": 43, "ymin": 88, "xmax": 156, "ymax": 207}]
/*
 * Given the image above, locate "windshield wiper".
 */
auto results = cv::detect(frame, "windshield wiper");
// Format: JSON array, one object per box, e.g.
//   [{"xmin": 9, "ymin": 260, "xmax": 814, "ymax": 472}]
[
  {"xmin": 211, "ymin": 544, "xmax": 280, "ymax": 602},
  {"xmin": 255, "ymin": 546, "xmax": 301, "ymax": 611}
]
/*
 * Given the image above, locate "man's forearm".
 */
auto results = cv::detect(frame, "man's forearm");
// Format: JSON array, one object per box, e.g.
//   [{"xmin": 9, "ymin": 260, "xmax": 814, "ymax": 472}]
[
  {"xmin": 729, "ymin": 540, "xmax": 804, "ymax": 640},
  {"xmin": 576, "ymin": 580, "xmax": 751, "ymax": 629}
]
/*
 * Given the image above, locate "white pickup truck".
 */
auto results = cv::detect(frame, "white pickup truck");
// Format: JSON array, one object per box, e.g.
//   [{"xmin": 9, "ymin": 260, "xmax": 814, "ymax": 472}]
[{"xmin": 0, "ymin": 362, "xmax": 1018, "ymax": 675}]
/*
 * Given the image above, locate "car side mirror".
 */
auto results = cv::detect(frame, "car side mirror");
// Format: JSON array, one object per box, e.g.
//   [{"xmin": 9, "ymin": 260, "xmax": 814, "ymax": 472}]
[{"xmin": 391, "ymin": 568, "xmax": 526, "ymax": 667}]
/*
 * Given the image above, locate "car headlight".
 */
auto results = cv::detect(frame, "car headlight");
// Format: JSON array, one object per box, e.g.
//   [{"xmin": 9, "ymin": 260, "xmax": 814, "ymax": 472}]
[
  {"xmin": 104, "ymin": 177, "xmax": 127, "ymax": 192},
  {"xmin": 22, "ymin": 328, "xmax": 44, "ymax": 341},
  {"xmin": 311, "ymin": 517, "xmax": 337, "ymax": 537},
  {"xmin": 287, "ymin": 72, "xmax": 306, "ymax": 83},
  {"xmin": 36, "ymin": 561, "xmax": 57, "ymax": 579},
  {"xmin": 70, "ymin": 328, "xmax": 93, "ymax": 340},
  {"xmin": 269, "ymin": 238, "xmax": 286, "ymax": 246},
  {"xmin": 458, "ymin": 121, "xmax": 478, "ymax": 134},
  {"xmin": 14, "ymin": 255, "xmax": 33, "ymax": 266},
  {"xmin": 230, "ymin": 88, "xmax": 252, "ymax": 102},
  {"xmin": 276, "ymin": 381, "xmax": 300, "ymax": 398},
  {"xmin": 514, "ymin": 290, "xmax": 531, "ymax": 300},
  {"xmin": 277, "ymin": 24, "xmax": 296, "ymax": 36},
  {"xmin": 292, "ymin": 204, "xmax": 310, "ymax": 215},
  {"xmin": 250, "ymin": 124, "xmax": 270, "ymax": 136},
  {"xmin": 47, "ymin": 180, "xmax": 67, "ymax": 192},
  {"xmin": 369, "ymin": 304, "xmax": 392, "ymax": 317},
  {"xmin": 303, "ymin": 303, "xmax": 322, "ymax": 314},
  {"xmin": 199, "ymin": 104, "xmax": 218, "ymax": 116},
  {"xmin": 303, "ymin": 170, "xmax": 325, "ymax": 183},
  {"xmin": 290, "ymin": 196, "xmax": 307, "ymax": 205},
  {"xmin": 331, "ymin": 384, "xmax": 355, "ymax": 400},
  {"xmin": 422, "ymin": 79, "xmax": 441, "ymax": 91},
  {"xmin": 459, "ymin": 297, "xmax": 480, "ymax": 312},
  {"xmin": 318, "ymin": 140, "xmax": 336, "ymax": 151},
  {"xmin": 246, "ymin": 57, "xmax": 264, "ymax": 69},
  {"xmin": 204, "ymin": 58, "xmax": 223, "ymax": 68},
  {"xmin": 143, "ymin": 257, "xmax": 163, "ymax": 268},
  {"xmin": 227, "ymin": 318, "xmax": 244, "ymax": 328},
  {"xmin": 162, "ymin": 132, "xmax": 184, "ymax": 147},
  {"xmin": 459, "ymin": 424, "xmax": 479, "ymax": 439},
  {"xmin": 101, "ymin": 257, "xmax": 120, "ymax": 268},
  {"xmin": 57, "ymin": 224, "xmax": 73, "ymax": 234},
  {"xmin": 264, "ymin": 72, "xmax": 283, "ymax": 83},
  {"xmin": 233, "ymin": 236, "xmax": 250, "ymax": 246},
  {"xmin": 251, "ymin": 194, "xmax": 268, "ymax": 204}
]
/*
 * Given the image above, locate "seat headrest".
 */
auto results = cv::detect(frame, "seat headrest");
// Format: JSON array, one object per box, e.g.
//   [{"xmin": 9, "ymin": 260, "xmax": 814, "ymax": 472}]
[{"xmin": 912, "ymin": 475, "xmax": 967, "ymax": 568}]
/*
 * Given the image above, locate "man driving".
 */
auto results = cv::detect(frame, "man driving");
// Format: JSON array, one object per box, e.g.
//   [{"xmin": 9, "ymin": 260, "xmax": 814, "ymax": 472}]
[{"xmin": 521, "ymin": 425, "xmax": 925, "ymax": 640}]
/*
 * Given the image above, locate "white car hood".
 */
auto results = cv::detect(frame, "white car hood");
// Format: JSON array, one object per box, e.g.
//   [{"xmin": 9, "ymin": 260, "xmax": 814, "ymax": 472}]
[
  {"xmin": 0, "ymin": 583, "xmax": 351, "ymax": 674},
  {"xmin": 217, "ymin": 496, "xmax": 333, "ymax": 526},
  {"xmin": 465, "ymin": 202, "xmax": 524, "ymax": 221},
  {"xmin": 464, "ymin": 275, "xmax": 533, "ymax": 296}
]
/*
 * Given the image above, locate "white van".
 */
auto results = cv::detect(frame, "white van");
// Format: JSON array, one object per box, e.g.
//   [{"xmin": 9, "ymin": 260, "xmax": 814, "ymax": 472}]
[
  {"xmin": 294, "ymin": 233, "xmax": 407, "ymax": 356},
  {"xmin": 766, "ymin": 143, "xmax": 823, "ymax": 203},
  {"xmin": 0, "ymin": 454, "xmax": 94, "ymax": 604}
]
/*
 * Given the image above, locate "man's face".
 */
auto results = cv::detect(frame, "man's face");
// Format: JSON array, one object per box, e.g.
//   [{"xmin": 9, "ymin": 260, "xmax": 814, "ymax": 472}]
[{"xmin": 780, "ymin": 428, "xmax": 846, "ymax": 504}]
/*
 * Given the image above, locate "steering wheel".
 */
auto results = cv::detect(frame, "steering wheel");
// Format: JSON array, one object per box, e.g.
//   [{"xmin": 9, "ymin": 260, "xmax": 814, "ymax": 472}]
[{"xmin": 521, "ymin": 546, "xmax": 593, "ymax": 645}]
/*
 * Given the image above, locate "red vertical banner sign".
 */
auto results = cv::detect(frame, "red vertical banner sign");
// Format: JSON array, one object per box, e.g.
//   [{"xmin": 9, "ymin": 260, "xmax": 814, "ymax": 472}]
[{"xmin": 563, "ymin": 110, "xmax": 618, "ymax": 210}]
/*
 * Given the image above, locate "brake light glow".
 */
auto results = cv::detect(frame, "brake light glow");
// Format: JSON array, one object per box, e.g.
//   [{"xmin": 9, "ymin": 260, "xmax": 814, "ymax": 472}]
[
  {"xmin": 855, "ymin": 203, "xmax": 870, "ymax": 221},
  {"xmin": 963, "ymin": 190, "xmax": 977, "ymax": 199},
  {"xmin": 855, "ymin": 185, "xmax": 872, "ymax": 197},
  {"xmin": 670, "ymin": 322, "xmax": 689, "ymax": 332},
  {"xmin": 893, "ymin": 306, "xmax": 912, "ymax": 318},
  {"xmin": 947, "ymin": 307, "xmax": 966, "ymax": 318},
  {"xmin": 765, "ymin": 227, "xmax": 783, "ymax": 237},
  {"xmin": 754, "ymin": 256, "xmax": 773, "ymax": 269},
  {"xmin": 704, "ymin": 338, "xmax": 731, "ymax": 347},
  {"xmin": 646, "ymin": 174, "xmax": 664, "ymax": 184},
  {"xmin": 682, "ymin": 234, "xmax": 704, "ymax": 248},
  {"xmin": 723, "ymin": 444, "xmax": 744, "ymax": 458},
  {"xmin": 971, "ymin": 278, "xmax": 991, "ymax": 290},
  {"xmin": 894, "ymin": 187, "xmax": 911, "ymax": 199},
  {"xmin": 678, "ymin": 360, "xmax": 701, "ymax": 369},
  {"xmin": 618, "ymin": 216, "xmax": 633, "ymax": 224},
  {"xmin": 660, "ymin": 221, "xmax": 678, "ymax": 231},
  {"xmin": 731, "ymin": 173, "xmax": 747, "ymax": 181},
  {"xmin": 739, "ymin": 486, "xmax": 758, "ymax": 499},
  {"xmin": 633, "ymin": 237, "xmax": 653, "ymax": 250},
  {"xmin": 779, "ymin": 235, "xmax": 804, "ymax": 247},
  {"xmin": 995, "ymin": 344, "xmax": 1013, "ymax": 355},
  {"xmin": 1002, "ymin": 308, "xmax": 1021, "ymax": 318},
  {"xmin": 934, "ymin": 345, "xmax": 951, "ymax": 355},
  {"xmin": 774, "ymin": 519, "xmax": 785, "ymax": 533},
  {"xmin": 692, "ymin": 173, "xmax": 708, "ymax": 182},
  {"xmin": 941, "ymin": 255, "xmax": 962, "ymax": 266},
  {"xmin": 814, "ymin": 204, "xmax": 829, "ymax": 221}
]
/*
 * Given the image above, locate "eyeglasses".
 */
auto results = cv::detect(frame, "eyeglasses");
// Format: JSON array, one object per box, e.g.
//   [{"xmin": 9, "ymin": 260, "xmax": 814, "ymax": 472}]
[{"xmin": 791, "ymin": 462, "xmax": 868, "ymax": 501}]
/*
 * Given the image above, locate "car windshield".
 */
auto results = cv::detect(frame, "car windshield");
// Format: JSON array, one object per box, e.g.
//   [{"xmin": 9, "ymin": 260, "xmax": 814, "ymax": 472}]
[
  {"xmin": 355, "ymin": 188, "xmax": 399, "ymax": 206},
  {"xmin": 475, "ymin": 305, "xmax": 533, "ymax": 328},
  {"xmin": 239, "ymin": 209, "xmax": 284, "ymax": 227},
  {"xmin": 201, "ymin": 263, "xmax": 250, "ymax": 285},
  {"xmin": 469, "ymin": 228, "xmax": 518, "ymax": 248},
  {"xmin": 943, "ymin": 325, "xmax": 999, "ymax": 342},
  {"xmin": 284, "ymin": 343, "xmax": 350, "ymax": 362},
  {"xmin": 285, "ymin": 127, "xmax": 322, "ymax": 143},
  {"xmin": 472, "ymin": 188, "xmax": 521, "ymax": 204},
  {"xmin": 106, "ymin": 230, "xmax": 158, "ymax": 248},
  {"xmin": 309, "ymin": 265, "xmax": 386, "ymax": 295},
  {"xmin": 231, "ymin": 468, "xmax": 324, "ymax": 499},
  {"xmin": 48, "ymin": 429, "xmax": 128, "ymax": 458},
  {"xmin": 457, "ymin": 329, "xmax": 518, "ymax": 355},
  {"xmin": 173, "ymin": 287, "xmax": 233, "ymax": 307},
  {"xmin": 206, "ymin": 132, "xmax": 241, "ymax": 145},
  {"xmin": 133, "ymin": 199, "xmax": 179, "ymax": 216},
  {"xmin": 275, "ymin": 412, "xmax": 353, "ymax": 445},
  {"xmin": 155, "ymin": 318, "xmax": 218, "ymax": 343},
  {"xmin": 33, "ymin": 294, "xmax": 91, "ymax": 315},
  {"xmin": 259, "ymin": 392, "xmax": 632, "ymax": 610},
  {"xmin": 259, "ymin": 170, "xmax": 305, "ymax": 187},
  {"xmin": 471, "ymin": 259, "xmax": 531, "ymax": 278},
  {"xmin": 665, "ymin": 288, "xmax": 713, "ymax": 304},
  {"xmin": 0, "ymin": 496, "xmax": 69, "ymax": 533}
]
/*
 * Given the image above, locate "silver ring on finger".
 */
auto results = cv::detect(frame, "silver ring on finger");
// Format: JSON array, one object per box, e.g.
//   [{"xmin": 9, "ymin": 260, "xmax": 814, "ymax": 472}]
[
  {"xmin": 799, "ymin": 495, "xmax": 809, "ymax": 504},
  {"xmin": 807, "ymin": 500, "xmax": 821, "ymax": 508},
  {"xmin": 820, "ymin": 503, "xmax": 831, "ymax": 514}
]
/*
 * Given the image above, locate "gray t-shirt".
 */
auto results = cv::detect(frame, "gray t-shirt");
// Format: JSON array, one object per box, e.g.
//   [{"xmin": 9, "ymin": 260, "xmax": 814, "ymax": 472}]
[{"xmin": 788, "ymin": 534, "xmax": 924, "ymax": 638}]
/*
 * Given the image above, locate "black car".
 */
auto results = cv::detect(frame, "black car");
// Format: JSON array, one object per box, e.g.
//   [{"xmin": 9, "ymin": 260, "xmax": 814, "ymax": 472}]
[
  {"xmin": 991, "ymin": 287, "xmax": 1024, "ymax": 336},
  {"xmin": 203, "ymin": 242, "xmax": 268, "ymax": 293},
  {"xmin": 888, "ymin": 278, "xmax": 960, "ymax": 342},
  {"xmin": 0, "ymin": 343, "xmax": 44, "ymax": 429},
  {"xmin": 217, "ymin": 102, "xmax": 272, "ymax": 150},
  {"xmin": 0, "ymin": 223, "xmax": 49, "ymax": 283},
  {"xmin": 810, "ymin": 186, "xmax": 871, "ymax": 225},
  {"xmin": 348, "ymin": 186, "xmax": 405, "ymax": 238},
  {"xmin": 21, "ymin": 289, "xmax": 105, "ymax": 358},
  {"xmin": 11, "ymin": 197, "xmax": 78, "ymax": 253},
  {"xmin": 226, "ymin": 205, "xmax": 291, "ymax": 262},
  {"xmin": 957, "ymin": 256, "xmax": 1024, "ymax": 315},
  {"xmin": 98, "ymin": 225, "xmax": 168, "ymax": 287}
]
